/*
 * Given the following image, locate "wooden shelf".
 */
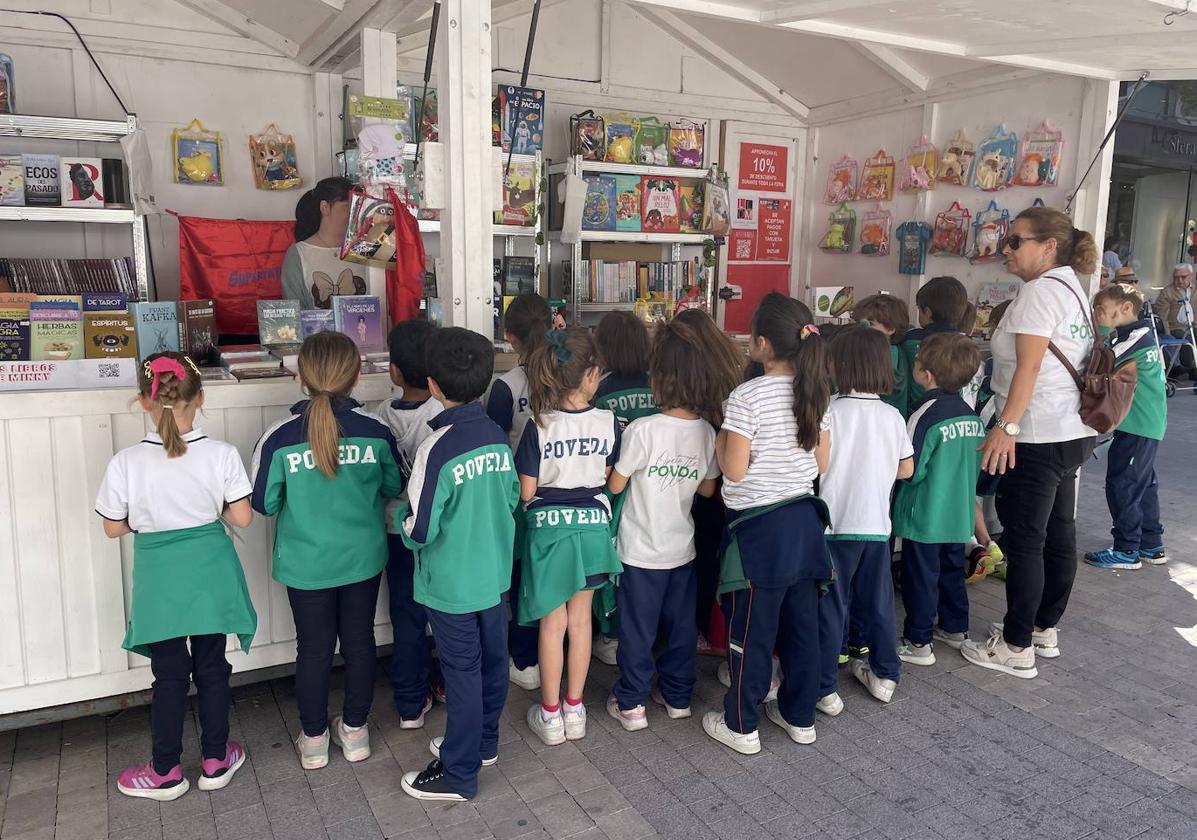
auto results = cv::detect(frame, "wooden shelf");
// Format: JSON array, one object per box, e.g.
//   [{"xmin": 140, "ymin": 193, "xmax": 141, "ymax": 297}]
[{"xmin": 417, "ymin": 219, "xmax": 538, "ymax": 237}]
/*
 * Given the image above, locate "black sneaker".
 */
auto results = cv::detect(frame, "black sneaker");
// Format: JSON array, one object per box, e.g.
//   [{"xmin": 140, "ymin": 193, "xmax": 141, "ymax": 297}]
[
  {"xmin": 847, "ymin": 644, "xmax": 870, "ymax": 659},
  {"xmin": 401, "ymin": 759, "xmax": 467, "ymax": 802}
]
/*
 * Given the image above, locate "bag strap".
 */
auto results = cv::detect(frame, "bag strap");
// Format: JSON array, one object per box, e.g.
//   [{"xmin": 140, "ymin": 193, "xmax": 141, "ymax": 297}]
[{"xmin": 1043, "ymin": 272, "xmax": 1093, "ymax": 391}]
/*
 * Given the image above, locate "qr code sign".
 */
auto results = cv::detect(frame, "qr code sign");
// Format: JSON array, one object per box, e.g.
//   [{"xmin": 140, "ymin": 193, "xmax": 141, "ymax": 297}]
[{"xmin": 98, "ymin": 363, "xmax": 121, "ymax": 379}]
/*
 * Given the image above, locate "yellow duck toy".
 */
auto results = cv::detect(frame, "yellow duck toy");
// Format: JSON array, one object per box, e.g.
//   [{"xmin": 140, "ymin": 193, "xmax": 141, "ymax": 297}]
[{"xmin": 179, "ymin": 150, "xmax": 216, "ymax": 183}]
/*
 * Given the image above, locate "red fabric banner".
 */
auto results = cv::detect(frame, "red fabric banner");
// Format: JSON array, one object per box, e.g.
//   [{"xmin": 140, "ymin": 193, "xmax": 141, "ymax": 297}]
[
  {"xmin": 386, "ymin": 199, "xmax": 426, "ymax": 327},
  {"xmin": 176, "ymin": 214, "xmax": 293, "ymax": 336}
]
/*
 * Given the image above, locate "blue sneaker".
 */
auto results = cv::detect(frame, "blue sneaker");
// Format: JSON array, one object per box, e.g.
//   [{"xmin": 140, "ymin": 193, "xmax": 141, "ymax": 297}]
[
  {"xmin": 1084, "ymin": 548, "xmax": 1141, "ymax": 570},
  {"xmin": 1139, "ymin": 547, "xmax": 1168, "ymax": 565}
]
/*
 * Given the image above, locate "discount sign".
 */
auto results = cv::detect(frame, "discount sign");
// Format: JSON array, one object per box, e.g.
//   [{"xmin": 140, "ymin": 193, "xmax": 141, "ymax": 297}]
[{"xmin": 739, "ymin": 143, "xmax": 788, "ymax": 192}]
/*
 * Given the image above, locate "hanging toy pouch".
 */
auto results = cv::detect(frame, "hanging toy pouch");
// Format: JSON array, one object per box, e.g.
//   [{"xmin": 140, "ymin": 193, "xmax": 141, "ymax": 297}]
[
  {"xmin": 929, "ymin": 201, "xmax": 971, "ymax": 258},
  {"xmin": 818, "ymin": 203, "xmax": 856, "ymax": 254},
  {"xmin": 899, "ymin": 136, "xmax": 937, "ymax": 192},
  {"xmin": 969, "ymin": 200, "xmax": 1010, "ymax": 263},
  {"xmin": 634, "ymin": 116, "xmax": 669, "ymax": 166},
  {"xmin": 605, "ymin": 114, "xmax": 637, "ymax": 164},
  {"xmin": 349, "ymin": 92, "xmax": 410, "ymax": 188},
  {"xmin": 973, "ymin": 125, "xmax": 1018, "ymax": 192},
  {"xmin": 857, "ymin": 149, "xmax": 895, "ymax": 202},
  {"xmin": 1014, "ymin": 121, "xmax": 1064, "ymax": 188},
  {"xmin": 701, "ymin": 171, "xmax": 731, "ymax": 236},
  {"xmin": 937, "ymin": 129, "xmax": 975, "ymax": 188},
  {"xmin": 341, "ymin": 186, "xmax": 403, "ymax": 266},
  {"xmin": 859, "ymin": 205, "xmax": 892, "ymax": 257},
  {"xmin": 669, "ymin": 120, "xmax": 705, "ymax": 168},
  {"xmin": 249, "ymin": 124, "xmax": 302, "ymax": 191},
  {"xmin": 0, "ymin": 53, "xmax": 14, "ymax": 114},
  {"xmin": 570, "ymin": 110, "xmax": 606, "ymax": 161},
  {"xmin": 824, "ymin": 155, "xmax": 858, "ymax": 205},
  {"xmin": 896, "ymin": 221, "xmax": 932, "ymax": 275}
]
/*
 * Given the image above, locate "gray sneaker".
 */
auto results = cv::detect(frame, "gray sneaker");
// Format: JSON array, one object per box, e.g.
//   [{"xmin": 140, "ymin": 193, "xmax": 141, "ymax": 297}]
[
  {"xmin": 989, "ymin": 622, "xmax": 1059, "ymax": 659},
  {"xmin": 897, "ymin": 638, "xmax": 935, "ymax": 666},
  {"xmin": 962, "ymin": 630, "xmax": 1038, "ymax": 679},
  {"xmin": 296, "ymin": 729, "xmax": 329, "ymax": 770},
  {"xmin": 331, "ymin": 716, "xmax": 371, "ymax": 763},
  {"xmin": 932, "ymin": 628, "xmax": 967, "ymax": 650},
  {"xmin": 850, "ymin": 659, "xmax": 896, "ymax": 703}
]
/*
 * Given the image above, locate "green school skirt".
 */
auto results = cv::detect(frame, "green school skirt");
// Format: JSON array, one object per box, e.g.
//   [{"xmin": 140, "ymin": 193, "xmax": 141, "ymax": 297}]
[
  {"xmin": 518, "ymin": 506, "xmax": 621, "ymax": 626},
  {"xmin": 125, "ymin": 522, "xmax": 258, "ymax": 658}
]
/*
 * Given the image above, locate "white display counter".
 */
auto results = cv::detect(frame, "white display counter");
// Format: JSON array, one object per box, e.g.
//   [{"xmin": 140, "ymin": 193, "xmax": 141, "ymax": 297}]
[{"xmin": 0, "ymin": 374, "xmax": 396, "ymax": 716}]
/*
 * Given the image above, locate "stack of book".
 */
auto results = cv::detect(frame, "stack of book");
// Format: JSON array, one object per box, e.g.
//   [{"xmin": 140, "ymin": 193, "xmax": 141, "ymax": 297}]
[
  {"xmin": 0, "ymin": 257, "xmax": 138, "ymax": 297},
  {"xmin": 216, "ymin": 343, "xmax": 292, "ymax": 381},
  {"xmin": 578, "ymin": 260, "xmax": 696, "ymax": 304}
]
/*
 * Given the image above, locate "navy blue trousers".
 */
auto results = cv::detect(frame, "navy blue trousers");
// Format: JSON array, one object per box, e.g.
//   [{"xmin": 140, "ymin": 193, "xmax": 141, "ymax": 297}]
[
  {"xmin": 900, "ymin": 541, "xmax": 967, "ymax": 646},
  {"xmin": 427, "ymin": 603, "xmax": 508, "ymax": 799},
  {"xmin": 721, "ymin": 581, "xmax": 820, "ymax": 734},
  {"xmin": 818, "ymin": 541, "xmax": 901, "ymax": 696},
  {"xmin": 613, "ymin": 563, "xmax": 697, "ymax": 710},
  {"xmin": 385, "ymin": 535, "xmax": 433, "ymax": 720},
  {"xmin": 149, "ymin": 634, "xmax": 230, "ymax": 774},
  {"xmin": 1106, "ymin": 432, "xmax": 1164, "ymax": 554},
  {"xmin": 508, "ymin": 561, "xmax": 539, "ymax": 669}
]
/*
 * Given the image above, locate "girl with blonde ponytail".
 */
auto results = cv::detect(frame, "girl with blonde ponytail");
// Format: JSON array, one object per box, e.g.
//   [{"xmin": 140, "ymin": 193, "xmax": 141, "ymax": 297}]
[
  {"xmin": 251, "ymin": 330, "xmax": 404, "ymax": 771},
  {"xmin": 96, "ymin": 351, "xmax": 258, "ymax": 801}
]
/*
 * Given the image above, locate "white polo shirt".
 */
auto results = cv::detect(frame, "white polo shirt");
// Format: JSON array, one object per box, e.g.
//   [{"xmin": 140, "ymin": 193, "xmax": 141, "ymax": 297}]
[
  {"xmin": 820, "ymin": 393, "xmax": 913, "ymax": 540},
  {"xmin": 95, "ymin": 428, "xmax": 253, "ymax": 534},
  {"xmin": 374, "ymin": 394, "xmax": 444, "ymax": 533}
]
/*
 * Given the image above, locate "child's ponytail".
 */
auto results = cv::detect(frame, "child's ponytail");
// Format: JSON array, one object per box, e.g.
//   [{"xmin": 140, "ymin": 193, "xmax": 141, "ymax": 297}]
[
  {"xmin": 791, "ymin": 326, "xmax": 830, "ymax": 450},
  {"xmin": 526, "ymin": 328, "xmax": 598, "ymax": 426},
  {"xmin": 138, "ymin": 353, "xmax": 203, "ymax": 459},
  {"xmin": 297, "ymin": 331, "xmax": 361, "ymax": 478}
]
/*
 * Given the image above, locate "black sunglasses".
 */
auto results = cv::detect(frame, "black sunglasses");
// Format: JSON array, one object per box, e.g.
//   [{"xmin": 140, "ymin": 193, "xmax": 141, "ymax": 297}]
[{"xmin": 1003, "ymin": 234, "xmax": 1045, "ymax": 251}]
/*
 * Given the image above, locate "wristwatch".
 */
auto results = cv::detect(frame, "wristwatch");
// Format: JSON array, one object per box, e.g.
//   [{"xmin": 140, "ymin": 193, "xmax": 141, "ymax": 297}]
[{"xmin": 996, "ymin": 419, "xmax": 1021, "ymax": 437}]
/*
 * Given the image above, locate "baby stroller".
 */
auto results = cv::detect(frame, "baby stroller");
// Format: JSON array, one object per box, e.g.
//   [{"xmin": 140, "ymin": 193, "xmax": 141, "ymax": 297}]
[{"xmin": 1144, "ymin": 295, "xmax": 1197, "ymax": 398}]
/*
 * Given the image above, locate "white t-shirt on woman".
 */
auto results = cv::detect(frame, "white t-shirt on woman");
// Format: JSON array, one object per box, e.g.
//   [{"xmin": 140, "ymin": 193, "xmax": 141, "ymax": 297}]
[{"xmin": 990, "ymin": 266, "xmax": 1097, "ymax": 444}]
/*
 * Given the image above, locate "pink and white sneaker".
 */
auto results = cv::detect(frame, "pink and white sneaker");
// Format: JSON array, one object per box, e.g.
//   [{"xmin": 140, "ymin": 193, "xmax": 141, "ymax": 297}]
[
  {"xmin": 198, "ymin": 740, "xmax": 246, "ymax": 791},
  {"xmin": 116, "ymin": 761, "xmax": 189, "ymax": 801}
]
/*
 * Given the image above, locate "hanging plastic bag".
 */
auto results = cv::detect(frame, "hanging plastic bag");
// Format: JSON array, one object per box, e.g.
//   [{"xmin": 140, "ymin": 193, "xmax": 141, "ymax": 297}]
[
  {"xmin": 857, "ymin": 149, "xmax": 895, "ymax": 202},
  {"xmin": 635, "ymin": 117, "xmax": 669, "ymax": 166},
  {"xmin": 701, "ymin": 172, "xmax": 731, "ymax": 236},
  {"xmin": 824, "ymin": 155, "xmax": 858, "ymax": 204},
  {"xmin": 172, "ymin": 118, "xmax": 224, "ymax": 186},
  {"xmin": 342, "ymin": 186, "xmax": 403, "ymax": 266},
  {"xmin": 899, "ymin": 136, "xmax": 937, "ymax": 192},
  {"xmin": 669, "ymin": 120, "xmax": 705, "ymax": 168},
  {"xmin": 896, "ymin": 220, "xmax": 932, "ymax": 275},
  {"xmin": 973, "ymin": 125, "xmax": 1018, "ymax": 192},
  {"xmin": 605, "ymin": 113, "xmax": 637, "ymax": 163},
  {"xmin": 1014, "ymin": 121, "xmax": 1064, "ymax": 187},
  {"xmin": 929, "ymin": 201, "xmax": 971, "ymax": 258},
  {"xmin": 349, "ymin": 92, "xmax": 410, "ymax": 188},
  {"xmin": 969, "ymin": 200, "xmax": 1011, "ymax": 263},
  {"xmin": 937, "ymin": 129, "xmax": 975, "ymax": 188},
  {"xmin": 818, "ymin": 203, "xmax": 856, "ymax": 254},
  {"xmin": 249, "ymin": 124, "xmax": 302, "ymax": 191},
  {"xmin": 570, "ymin": 110, "xmax": 606, "ymax": 161},
  {"xmin": 859, "ymin": 205, "xmax": 892, "ymax": 257}
]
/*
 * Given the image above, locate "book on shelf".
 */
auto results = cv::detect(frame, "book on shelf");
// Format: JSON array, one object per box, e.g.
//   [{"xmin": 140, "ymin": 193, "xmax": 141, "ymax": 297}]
[
  {"xmin": 0, "ymin": 307, "xmax": 30, "ymax": 361},
  {"xmin": 581, "ymin": 175, "xmax": 617, "ymax": 232},
  {"xmin": 83, "ymin": 291, "xmax": 128, "ymax": 312},
  {"xmin": 300, "ymin": 308, "xmax": 335, "ymax": 338},
  {"xmin": 29, "ymin": 300, "xmax": 83, "ymax": 361},
  {"xmin": 223, "ymin": 353, "xmax": 281, "ymax": 372},
  {"xmin": 640, "ymin": 176, "xmax": 681, "ymax": 233},
  {"xmin": 131, "ymin": 301, "xmax": 180, "ymax": 359},
  {"xmin": 497, "ymin": 158, "xmax": 537, "ymax": 226},
  {"xmin": 0, "ymin": 154, "xmax": 23, "ymax": 207},
  {"xmin": 217, "ymin": 343, "xmax": 265, "ymax": 361},
  {"xmin": 0, "ymin": 257, "xmax": 137, "ymax": 297},
  {"xmin": 22, "ymin": 154, "xmax": 61, "ymax": 207},
  {"xmin": 83, "ymin": 312, "xmax": 137, "ymax": 359},
  {"xmin": 0, "ymin": 292, "xmax": 36, "ymax": 310},
  {"xmin": 578, "ymin": 260, "xmax": 695, "ymax": 304},
  {"xmin": 198, "ymin": 366, "xmax": 237, "ymax": 384},
  {"xmin": 333, "ymin": 295, "xmax": 383, "ymax": 352},
  {"xmin": 502, "ymin": 256, "xmax": 536, "ymax": 295},
  {"xmin": 257, "ymin": 299, "xmax": 301, "ymax": 345},
  {"xmin": 497, "ymin": 85, "xmax": 544, "ymax": 154},
  {"xmin": 614, "ymin": 175, "xmax": 641, "ymax": 232},
  {"xmin": 232, "ymin": 367, "xmax": 294, "ymax": 382},
  {"xmin": 61, "ymin": 158, "xmax": 104, "ymax": 207},
  {"xmin": 178, "ymin": 299, "xmax": 217, "ymax": 365}
]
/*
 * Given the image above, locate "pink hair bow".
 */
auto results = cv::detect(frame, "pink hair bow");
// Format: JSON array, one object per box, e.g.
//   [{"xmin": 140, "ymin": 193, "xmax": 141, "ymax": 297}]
[{"xmin": 147, "ymin": 357, "xmax": 187, "ymax": 400}]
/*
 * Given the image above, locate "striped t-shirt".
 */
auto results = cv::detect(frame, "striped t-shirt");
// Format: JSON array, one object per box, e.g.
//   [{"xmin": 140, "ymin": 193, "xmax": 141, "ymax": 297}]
[{"xmin": 721, "ymin": 374, "xmax": 829, "ymax": 510}]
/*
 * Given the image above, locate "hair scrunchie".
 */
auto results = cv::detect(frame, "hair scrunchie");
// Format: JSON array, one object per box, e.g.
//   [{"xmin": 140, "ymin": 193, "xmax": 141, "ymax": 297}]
[
  {"xmin": 546, "ymin": 329, "xmax": 572, "ymax": 366},
  {"xmin": 145, "ymin": 356, "xmax": 187, "ymax": 400},
  {"xmin": 800, "ymin": 324, "xmax": 820, "ymax": 341},
  {"xmin": 857, "ymin": 319, "xmax": 872, "ymax": 329}
]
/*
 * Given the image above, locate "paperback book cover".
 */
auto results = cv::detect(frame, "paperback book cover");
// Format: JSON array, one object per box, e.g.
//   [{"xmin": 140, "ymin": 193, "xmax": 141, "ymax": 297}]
[
  {"xmin": 256, "ymin": 299, "xmax": 301, "ymax": 346},
  {"xmin": 333, "ymin": 295, "xmax": 383, "ymax": 352},
  {"xmin": 503, "ymin": 256, "xmax": 536, "ymax": 295},
  {"xmin": 498, "ymin": 85, "xmax": 544, "ymax": 153},
  {"xmin": 300, "ymin": 308, "xmax": 335, "ymax": 338},
  {"xmin": 199, "ymin": 367, "xmax": 237, "ymax": 384},
  {"xmin": 83, "ymin": 312, "xmax": 136, "ymax": 359},
  {"xmin": 38, "ymin": 294, "xmax": 82, "ymax": 310},
  {"xmin": 83, "ymin": 291, "xmax": 128, "ymax": 312},
  {"xmin": 131, "ymin": 301, "xmax": 181, "ymax": 358},
  {"xmin": 178, "ymin": 299, "xmax": 217, "ymax": 364},
  {"xmin": 0, "ymin": 292, "xmax": 37, "ymax": 310},
  {"xmin": 614, "ymin": 175, "xmax": 641, "ymax": 232},
  {"xmin": 640, "ymin": 177, "xmax": 680, "ymax": 233},
  {"xmin": 582, "ymin": 175, "xmax": 617, "ymax": 232},
  {"xmin": 0, "ymin": 307, "xmax": 30, "ymax": 361},
  {"xmin": 22, "ymin": 154, "xmax": 61, "ymax": 207},
  {"xmin": 0, "ymin": 154, "xmax": 23, "ymax": 206},
  {"xmin": 680, "ymin": 183, "xmax": 705, "ymax": 233},
  {"xmin": 497, "ymin": 158, "xmax": 537, "ymax": 226},
  {"xmin": 61, "ymin": 158, "xmax": 104, "ymax": 206},
  {"xmin": 975, "ymin": 281, "xmax": 1020, "ymax": 334},
  {"xmin": 29, "ymin": 300, "xmax": 83, "ymax": 360}
]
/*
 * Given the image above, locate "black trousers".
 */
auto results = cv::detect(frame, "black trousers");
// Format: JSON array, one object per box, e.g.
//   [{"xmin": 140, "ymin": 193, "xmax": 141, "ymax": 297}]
[
  {"xmin": 287, "ymin": 574, "xmax": 382, "ymax": 737},
  {"xmin": 995, "ymin": 438, "xmax": 1093, "ymax": 649},
  {"xmin": 149, "ymin": 634, "xmax": 231, "ymax": 775}
]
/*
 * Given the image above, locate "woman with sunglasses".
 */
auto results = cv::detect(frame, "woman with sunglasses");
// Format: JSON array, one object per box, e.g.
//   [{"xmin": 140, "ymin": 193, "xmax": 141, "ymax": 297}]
[{"xmin": 962, "ymin": 207, "xmax": 1098, "ymax": 680}]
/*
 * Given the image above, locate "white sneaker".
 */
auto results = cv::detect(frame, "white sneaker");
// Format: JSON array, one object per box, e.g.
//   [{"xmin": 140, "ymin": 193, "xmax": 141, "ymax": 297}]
[
  {"xmin": 764, "ymin": 701, "xmax": 816, "ymax": 745},
  {"xmin": 526, "ymin": 704, "xmax": 565, "ymax": 746},
  {"xmin": 701, "ymin": 711, "xmax": 760, "ymax": 755},
  {"xmin": 605, "ymin": 695, "xmax": 648, "ymax": 731},
  {"xmin": 962, "ymin": 630, "xmax": 1038, "ymax": 679},
  {"xmin": 509, "ymin": 659, "xmax": 541, "ymax": 690},
  {"xmin": 897, "ymin": 638, "xmax": 935, "ymax": 666},
  {"xmin": 816, "ymin": 692, "xmax": 843, "ymax": 716},
  {"xmin": 989, "ymin": 622, "xmax": 1059, "ymax": 659},
  {"xmin": 430, "ymin": 735, "xmax": 497, "ymax": 767},
  {"xmin": 932, "ymin": 629, "xmax": 967, "ymax": 650},
  {"xmin": 716, "ymin": 659, "xmax": 780, "ymax": 702},
  {"xmin": 563, "ymin": 702, "xmax": 587, "ymax": 740},
  {"xmin": 592, "ymin": 634, "xmax": 619, "ymax": 666},
  {"xmin": 850, "ymin": 659, "xmax": 896, "ymax": 703},
  {"xmin": 650, "ymin": 688, "xmax": 692, "ymax": 719},
  {"xmin": 295, "ymin": 730, "xmax": 330, "ymax": 770},
  {"xmin": 330, "ymin": 717, "xmax": 371, "ymax": 763},
  {"xmin": 399, "ymin": 696, "xmax": 434, "ymax": 730}
]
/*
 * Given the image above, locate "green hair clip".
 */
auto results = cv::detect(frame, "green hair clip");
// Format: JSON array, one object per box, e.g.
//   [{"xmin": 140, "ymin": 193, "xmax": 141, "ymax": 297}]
[{"xmin": 546, "ymin": 329, "xmax": 572, "ymax": 366}]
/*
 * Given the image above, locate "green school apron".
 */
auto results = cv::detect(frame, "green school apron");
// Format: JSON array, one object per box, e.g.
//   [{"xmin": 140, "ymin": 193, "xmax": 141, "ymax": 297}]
[
  {"xmin": 126, "ymin": 521, "xmax": 258, "ymax": 658},
  {"xmin": 591, "ymin": 488, "xmax": 627, "ymax": 635},
  {"xmin": 519, "ymin": 505, "xmax": 622, "ymax": 626}
]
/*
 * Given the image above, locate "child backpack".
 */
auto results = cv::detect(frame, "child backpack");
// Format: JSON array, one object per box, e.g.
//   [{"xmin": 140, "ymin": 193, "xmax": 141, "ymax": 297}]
[
  {"xmin": 858, "ymin": 149, "xmax": 895, "ymax": 202},
  {"xmin": 859, "ymin": 205, "xmax": 892, "ymax": 256},
  {"xmin": 899, "ymin": 136, "xmax": 937, "ymax": 192},
  {"xmin": 937, "ymin": 129, "xmax": 975, "ymax": 187},
  {"xmin": 973, "ymin": 125, "xmax": 1018, "ymax": 192},
  {"xmin": 824, "ymin": 154, "xmax": 858, "ymax": 204}
]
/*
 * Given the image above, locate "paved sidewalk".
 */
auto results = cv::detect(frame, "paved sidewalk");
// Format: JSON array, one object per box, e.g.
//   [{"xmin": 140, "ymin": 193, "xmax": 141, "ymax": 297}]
[{"xmin": 3, "ymin": 402, "xmax": 1197, "ymax": 840}]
